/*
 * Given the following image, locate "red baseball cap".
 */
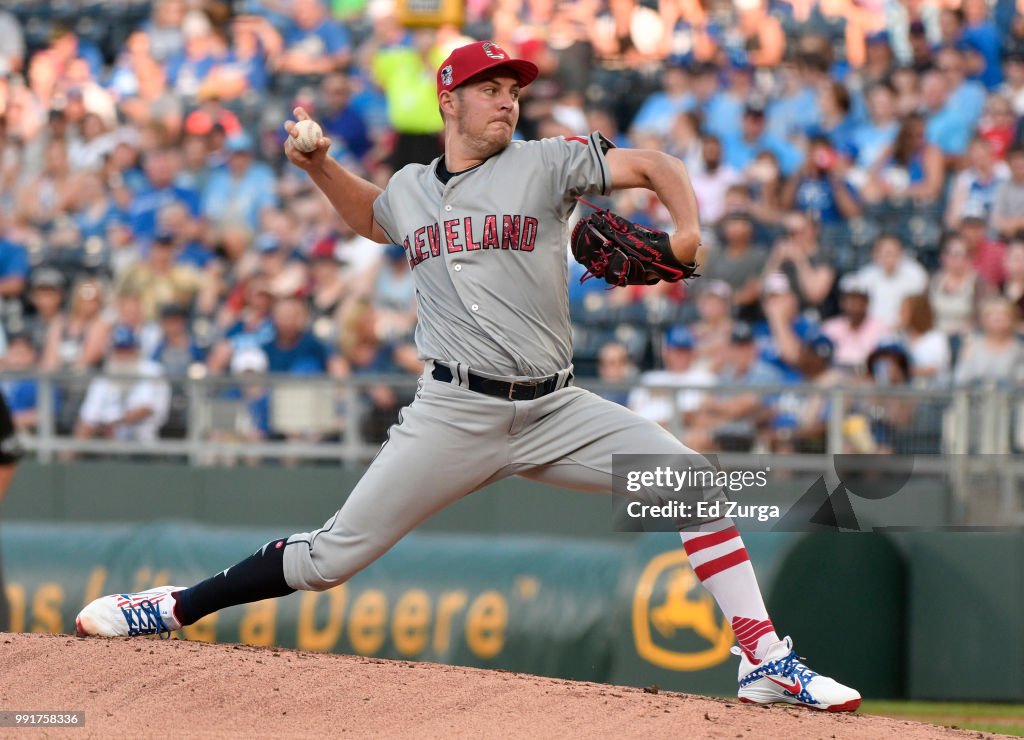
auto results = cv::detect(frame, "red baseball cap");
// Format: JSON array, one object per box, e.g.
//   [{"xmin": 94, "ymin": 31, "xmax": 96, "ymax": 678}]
[{"xmin": 436, "ymin": 41, "xmax": 539, "ymax": 98}]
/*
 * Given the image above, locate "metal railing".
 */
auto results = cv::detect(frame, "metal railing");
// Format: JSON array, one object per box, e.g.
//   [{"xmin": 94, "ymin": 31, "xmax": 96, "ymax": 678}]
[
  {"xmin": 22, "ymin": 371, "xmax": 421, "ymax": 466},
  {"xmin": 5, "ymin": 371, "xmax": 1023, "ymax": 523},
  {"xmin": 8, "ymin": 372, "xmax": 1021, "ymax": 459}
]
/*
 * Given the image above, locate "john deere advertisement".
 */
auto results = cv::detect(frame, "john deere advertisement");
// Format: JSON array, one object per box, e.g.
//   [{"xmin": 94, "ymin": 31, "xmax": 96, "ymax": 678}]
[{"xmin": 2, "ymin": 522, "xmax": 1021, "ymax": 701}]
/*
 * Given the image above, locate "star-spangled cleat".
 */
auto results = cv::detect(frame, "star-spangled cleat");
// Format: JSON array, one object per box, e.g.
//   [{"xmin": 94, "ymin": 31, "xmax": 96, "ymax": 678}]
[
  {"xmin": 735, "ymin": 636, "xmax": 861, "ymax": 712},
  {"xmin": 76, "ymin": 586, "xmax": 186, "ymax": 638}
]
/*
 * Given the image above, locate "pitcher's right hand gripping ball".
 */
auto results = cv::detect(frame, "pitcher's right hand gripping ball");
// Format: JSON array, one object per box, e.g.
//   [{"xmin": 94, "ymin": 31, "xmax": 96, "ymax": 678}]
[
  {"xmin": 571, "ymin": 198, "xmax": 700, "ymax": 286},
  {"xmin": 292, "ymin": 119, "xmax": 323, "ymax": 153},
  {"xmin": 284, "ymin": 108, "xmax": 331, "ymax": 168}
]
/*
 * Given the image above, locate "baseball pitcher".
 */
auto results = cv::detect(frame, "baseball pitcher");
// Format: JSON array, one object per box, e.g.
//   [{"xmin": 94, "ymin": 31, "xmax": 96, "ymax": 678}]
[{"xmin": 77, "ymin": 41, "xmax": 860, "ymax": 712}]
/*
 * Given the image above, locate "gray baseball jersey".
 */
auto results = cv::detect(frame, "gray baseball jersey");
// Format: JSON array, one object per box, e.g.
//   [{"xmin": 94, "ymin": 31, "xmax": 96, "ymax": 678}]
[
  {"xmin": 282, "ymin": 132, "xmax": 725, "ymax": 593},
  {"xmin": 371, "ymin": 132, "xmax": 612, "ymax": 378}
]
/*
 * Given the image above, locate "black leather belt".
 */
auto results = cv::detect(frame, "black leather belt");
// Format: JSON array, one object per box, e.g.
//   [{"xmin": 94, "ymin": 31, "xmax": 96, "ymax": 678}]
[{"xmin": 432, "ymin": 363, "xmax": 569, "ymax": 401}]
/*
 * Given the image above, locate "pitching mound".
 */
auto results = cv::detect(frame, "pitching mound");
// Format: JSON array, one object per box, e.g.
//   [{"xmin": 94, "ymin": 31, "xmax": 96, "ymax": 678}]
[{"xmin": 0, "ymin": 633, "xmax": 1001, "ymax": 739}]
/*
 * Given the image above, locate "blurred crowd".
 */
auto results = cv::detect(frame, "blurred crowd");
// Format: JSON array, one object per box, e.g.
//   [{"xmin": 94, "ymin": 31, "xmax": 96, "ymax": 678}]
[{"xmin": 1, "ymin": 0, "xmax": 1024, "ymax": 455}]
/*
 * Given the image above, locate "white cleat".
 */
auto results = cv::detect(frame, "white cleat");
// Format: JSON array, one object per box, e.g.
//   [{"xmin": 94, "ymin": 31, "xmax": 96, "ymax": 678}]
[
  {"xmin": 736, "ymin": 636, "xmax": 862, "ymax": 712},
  {"xmin": 76, "ymin": 586, "xmax": 186, "ymax": 638}
]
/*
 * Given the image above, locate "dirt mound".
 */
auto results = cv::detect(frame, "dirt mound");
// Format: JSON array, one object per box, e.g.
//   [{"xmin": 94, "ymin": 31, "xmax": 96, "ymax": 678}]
[{"xmin": 0, "ymin": 633, "xmax": 1001, "ymax": 739}]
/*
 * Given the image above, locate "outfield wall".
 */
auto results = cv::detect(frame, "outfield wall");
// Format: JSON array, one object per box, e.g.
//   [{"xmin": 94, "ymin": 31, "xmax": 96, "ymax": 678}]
[
  {"xmin": 2, "ymin": 518, "xmax": 1021, "ymax": 702},
  {"xmin": 1, "ymin": 460, "xmax": 952, "ymax": 534}
]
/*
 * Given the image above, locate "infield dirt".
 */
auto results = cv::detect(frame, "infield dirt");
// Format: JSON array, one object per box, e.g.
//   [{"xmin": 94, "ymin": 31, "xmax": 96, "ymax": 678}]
[{"xmin": 0, "ymin": 632, "xmax": 1009, "ymax": 739}]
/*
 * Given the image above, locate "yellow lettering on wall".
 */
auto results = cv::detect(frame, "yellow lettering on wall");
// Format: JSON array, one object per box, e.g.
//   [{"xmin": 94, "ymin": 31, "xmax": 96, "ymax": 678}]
[
  {"xmin": 6, "ymin": 583, "xmax": 25, "ymax": 633},
  {"xmin": 348, "ymin": 590, "xmax": 387, "ymax": 655},
  {"xmin": 181, "ymin": 613, "xmax": 218, "ymax": 642},
  {"xmin": 31, "ymin": 583, "xmax": 64, "ymax": 634},
  {"xmin": 82, "ymin": 567, "xmax": 108, "ymax": 607},
  {"xmin": 297, "ymin": 586, "xmax": 346, "ymax": 652},
  {"xmin": 131, "ymin": 568, "xmax": 151, "ymax": 592},
  {"xmin": 239, "ymin": 599, "xmax": 278, "ymax": 647},
  {"xmin": 433, "ymin": 591, "xmax": 468, "ymax": 655},
  {"xmin": 465, "ymin": 591, "xmax": 507, "ymax": 659},
  {"xmin": 130, "ymin": 568, "xmax": 171, "ymax": 592},
  {"xmin": 392, "ymin": 590, "xmax": 430, "ymax": 657}
]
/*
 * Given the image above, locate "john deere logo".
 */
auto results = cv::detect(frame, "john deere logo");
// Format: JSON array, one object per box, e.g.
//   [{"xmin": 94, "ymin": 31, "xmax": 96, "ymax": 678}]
[{"xmin": 632, "ymin": 550, "xmax": 734, "ymax": 670}]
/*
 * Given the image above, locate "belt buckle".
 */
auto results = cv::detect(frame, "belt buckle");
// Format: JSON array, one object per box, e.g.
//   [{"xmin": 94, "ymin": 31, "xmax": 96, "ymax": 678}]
[
  {"xmin": 507, "ymin": 382, "xmax": 540, "ymax": 399},
  {"xmin": 508, "ymin": 379, "xmax": 542, "ymax": 401}
]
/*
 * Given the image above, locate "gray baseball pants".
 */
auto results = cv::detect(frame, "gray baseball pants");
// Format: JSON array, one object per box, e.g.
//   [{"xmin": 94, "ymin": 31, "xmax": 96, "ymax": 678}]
[{"xmin": 283, "ymin": 365, "xmax": 722, "ymax": 591}]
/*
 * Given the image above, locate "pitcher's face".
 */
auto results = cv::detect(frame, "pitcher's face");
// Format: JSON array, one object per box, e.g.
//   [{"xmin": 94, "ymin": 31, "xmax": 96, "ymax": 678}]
[{"xmin": 444, "ymin": 73, "xmax": 520, "ymax": 156}]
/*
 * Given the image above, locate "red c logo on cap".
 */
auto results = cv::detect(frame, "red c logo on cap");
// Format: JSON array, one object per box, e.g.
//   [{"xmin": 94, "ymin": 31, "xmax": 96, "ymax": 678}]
[{"xmin": 481, "ymin": 42, "xmax": 507, "ymax": 60}]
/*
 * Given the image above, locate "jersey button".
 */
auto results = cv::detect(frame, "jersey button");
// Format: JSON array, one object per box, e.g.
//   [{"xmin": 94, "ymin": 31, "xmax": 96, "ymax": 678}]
[
  {"xmin": 444, "ymin": 205, "xmax": 452, "ymax": 212},
  {"xmin": 454, "ymin": 264, "xmax": 462, "ymax": 272},
  {"xmin": 471, "ymin": 304, "xmax": 479, "ymax": 312}
]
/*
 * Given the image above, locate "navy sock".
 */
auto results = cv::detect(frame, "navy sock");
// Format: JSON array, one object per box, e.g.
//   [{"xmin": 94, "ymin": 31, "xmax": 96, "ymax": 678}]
[{"xmin": 172, "ymin": 538, "xmax": 295, "ymax": 626}]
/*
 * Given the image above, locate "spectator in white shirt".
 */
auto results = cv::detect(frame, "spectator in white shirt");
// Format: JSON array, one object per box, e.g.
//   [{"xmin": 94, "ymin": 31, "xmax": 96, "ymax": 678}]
[
  {"xmin": 897, "ymin": 293, "xmax": 951, "ymax": 386},
  {"xmin": 629, "ymin": 326, "xmax": 715, "ymax": 431},
  {"xmin": 690, "ymin": 134, "xmax": 742, "ymax": 225},
  {"xmin": 75, "ymin": 324, "xmax": 171, "ymax": 443},
  {"xmin": 854, "ymin": 234, "xmax": 929, "ymax": 323}
]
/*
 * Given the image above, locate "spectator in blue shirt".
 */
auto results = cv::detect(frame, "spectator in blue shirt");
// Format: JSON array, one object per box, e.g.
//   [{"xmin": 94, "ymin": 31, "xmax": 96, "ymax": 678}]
[
  {"xmin": 48, "ymin": 25, "xmax": 105, "ymax": 82},
  {"xmin": 165, "ymin": 11, "xmax": 226, "ymax": 100},
  {"xmin": 202, "ymin": 133, "xmax": 278, "ymax": 230},
  {"xmin": 319, "ymin": 72, "xmax": 372, "ymax": 161},
  {"xmin": 229, "ymin": 346, "xmax": 272, "ymax": 440},
  {"xmin": 753, "ymin": 272, "xmax": 821, "ymax": 382},
  {"xmin": 937, "ymin": 46, "xmax": 987, "ymax": 130},
  {"xmin": 206, "ymin": 275, "xmax": 277, "ymax": 374},
  {"xmin": 156, "ymin": 202, "xmax": 212, "ymax": 270},
  {"xmin": 705, "ymin": 62, "xmax": 753, "ymax": 142},
  {"xmin": 629, "ymin": 65, "xmax": 694, "ymax": 138},
  {"xmin": 223, "ymin": 16, "xmax": 280, "ymax": 96},
  {"xmin": 0, "ymin": 232, "xmax": 29, "ymax": 300},
  {"xmin": 814, "ymin": 80, "xmax": 858, "ymax": 159},
  {"xmin": 130, "ymin": 149, "xmax": 201, "ymax": 241},
  {"xmin": 261, "ymin": 296, "xmax": 341, "ymax": 375},
  {"xmin": 687, "ymin": 61, "xmax": 724, "ymax": 123},
  {"xmin": 770, "ymin": 330, "xmax": 845, "ymax": 453},
  {"xmin": 278, "ymin": 0, "xmax": 352, "ymax": 78},
  {"xmin": 767, "ymin": 58, "xmax": 820, "ymax": 143},
  {"xmin": 922, "ymin": 69, "xmax": 972, "ymax": 157},
  {"xmin": 0, "ymin": 333, "xmax": 39, "ymax": 432},
  {"xmin": 71, "ymin": 171, "xmax": 123, "ymax": 240},
  {"xmin": 141, "ymin": 0, "xmax": 187, "ymax": 62},
  {"xmin": 783, "ymin": 136, "xmax": 862, "ymax": 225},
  {"xmin": 961, "ymin": 0, "xmax": 1003, "ymax": 89},
  {"xmin": 723, "ymin": 102, "xmax": 804, "ymax": 177},
  {"xmin": 864, "ymin": 113, "xmax": 946, "ymax": 208},
  {"xmin": 850, "ymin": 82, "xmax": 900, "ymax": 170}
]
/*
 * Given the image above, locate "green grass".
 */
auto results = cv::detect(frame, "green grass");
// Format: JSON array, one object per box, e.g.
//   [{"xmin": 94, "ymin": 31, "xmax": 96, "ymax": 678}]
[{"xmin": 862, "ymin": 701, "xmax": 1024, "ymax": 737}]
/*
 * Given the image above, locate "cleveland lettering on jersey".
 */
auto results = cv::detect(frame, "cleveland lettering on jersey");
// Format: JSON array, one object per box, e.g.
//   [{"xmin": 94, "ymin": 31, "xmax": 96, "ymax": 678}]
[{"xmin": 404, "ymin": 214, "xmax": 540, "ymax": 267}]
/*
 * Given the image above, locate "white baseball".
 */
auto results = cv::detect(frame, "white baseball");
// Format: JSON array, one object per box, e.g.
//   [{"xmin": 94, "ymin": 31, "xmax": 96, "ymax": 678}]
[{"xmin": 292, "ymin": 119, "xmax": 323, "ymax": 153}]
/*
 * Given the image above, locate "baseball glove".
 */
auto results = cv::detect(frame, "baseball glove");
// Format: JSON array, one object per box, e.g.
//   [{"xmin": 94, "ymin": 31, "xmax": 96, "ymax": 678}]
[{"xmin": 571, "ymin": 198, "xmax": 700, "ymax": 287}]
